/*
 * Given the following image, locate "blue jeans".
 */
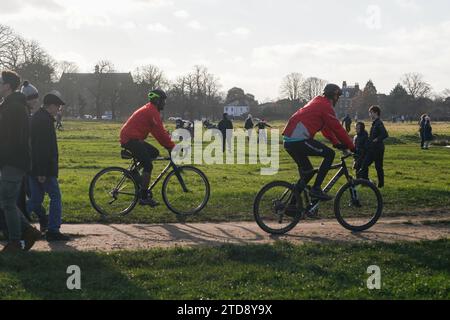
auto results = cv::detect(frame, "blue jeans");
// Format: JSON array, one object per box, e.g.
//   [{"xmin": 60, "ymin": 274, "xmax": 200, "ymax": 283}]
[{"xmin": 27, "ymin": 177, "xmax": 62, "ymax": 233}]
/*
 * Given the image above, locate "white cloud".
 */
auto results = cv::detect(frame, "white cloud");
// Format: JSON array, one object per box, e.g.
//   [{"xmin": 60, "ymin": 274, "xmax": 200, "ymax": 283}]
[
  {"xmin": 147, "ymin": 23, "xmax": 172, "ymax": 33},
  {"xmin": 120, "ymin": 21, "xmax": 137, "ymax": 30},
  {"xmin": 233, "ymin": 27, "xmax": 251, "ymax": 37},
  {"xmin": 174, "ymin": 10, "xmax": 190, "ymax": 19},
  {"xmin": 187, "ymin": 20, "xmax": 204, "ymax": 30},
  {"xmin": 395, "ymin": 0, "xmax": 421, "ymax": 11},
  {"xmin": 132, "ymin": 57, "xmax": 177, "ymax": 70},
  {"xmin": 217, "ymin": 27, "xmax": 251, "ymax": 38},
  {"xmin": 66, "ymin": 9, "xmax": 112, "ymax": 30},
  {"xmin": 358, "ymin": 5, "xmax": 382, "ymax": 30}
]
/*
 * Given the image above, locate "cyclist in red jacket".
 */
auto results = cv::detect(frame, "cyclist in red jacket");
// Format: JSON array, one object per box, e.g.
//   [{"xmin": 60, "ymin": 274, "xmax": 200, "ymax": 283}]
[
  {"xmin": 282, "ymin": 84, "xmax": 355, "ymax": 201},
  {"xmin": 120, "ymin": 89, "xmax": 175, "ymax": 206}
]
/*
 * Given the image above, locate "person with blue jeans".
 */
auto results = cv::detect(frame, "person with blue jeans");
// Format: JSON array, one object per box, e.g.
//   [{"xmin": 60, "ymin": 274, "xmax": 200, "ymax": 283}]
[
  {"xmin": 28, "ymin": 91, "xmax": 69, "ymax": 242},
  {"xmin": 0, "ymin": 70, "xmax": 42, "ymax": 253}
]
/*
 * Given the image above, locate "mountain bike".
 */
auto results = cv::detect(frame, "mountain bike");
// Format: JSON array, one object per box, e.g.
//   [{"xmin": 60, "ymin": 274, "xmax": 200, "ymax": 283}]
[
  {"xmin": 253, "ymin": 152, "xmax": 383, "ymax": 235},
  {"xmin": 89, "ymin": 149, "xmax": 210, "ymax": 219}
]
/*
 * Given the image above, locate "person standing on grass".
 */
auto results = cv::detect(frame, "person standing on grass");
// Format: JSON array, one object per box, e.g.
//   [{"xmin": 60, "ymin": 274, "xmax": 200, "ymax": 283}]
[
  {"xmin": 55, "ymin": 107, "xmax": 63, "ymax": 131},
  {"xmin": 28, "ymin": 91, "xmax": 69, "ymax": 242},
  {"xmin": 358, "ymin": 105, "xmax": 389, "ymax": 189},
  {"xmin": 353, "ymin": 122, "xmax": 369, "ymax": 174},
  {"xmin": 423, "ymin": 116, "xmax": 433, "ymax": 150},
  {"xmin": 218, "ymin": 113, "xmax": 233, "ymax": 152},
  {"xmin": 342, "ymin": 114, "xmax": 352, "ymax": 133},
  {"xmin": 419, "ymin": 114, "xmax": 428, "ymax": 149},
  {"xmin": 0, "ymin": 70, "xmax": 42, "ymax": 253},
  {"xmin": 244, "ymin": 114, "xmax": 254, "ymax": 140}
]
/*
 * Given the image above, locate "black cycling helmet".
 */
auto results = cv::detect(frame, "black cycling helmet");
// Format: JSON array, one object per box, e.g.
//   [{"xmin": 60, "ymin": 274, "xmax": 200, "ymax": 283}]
[
  {"xmin": 148, "ymin": 89, "xmax": 167, "ymax": 110},
  {"xmin": 148, "ymin": 89, "xmax": 167, "ymax": 101},
  {"xmin": 323, "ymin": 84, "xmax": 343, "ymax": 99}
]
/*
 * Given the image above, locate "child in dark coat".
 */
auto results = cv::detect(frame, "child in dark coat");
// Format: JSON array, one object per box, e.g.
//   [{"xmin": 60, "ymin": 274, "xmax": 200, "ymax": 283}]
[{"xmin": 353, "ymin": 122, "xmax": 369, "ymax": 173}]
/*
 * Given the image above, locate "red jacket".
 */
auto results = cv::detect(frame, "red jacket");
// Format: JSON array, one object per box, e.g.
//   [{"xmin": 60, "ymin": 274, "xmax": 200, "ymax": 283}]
[
  {"xmin": 120, "ymin": 103, "xmax": 176, "ymax": 150},
  {"xmin": 283, "ymin": 96, "xmax": 355, "ymax": 150}
]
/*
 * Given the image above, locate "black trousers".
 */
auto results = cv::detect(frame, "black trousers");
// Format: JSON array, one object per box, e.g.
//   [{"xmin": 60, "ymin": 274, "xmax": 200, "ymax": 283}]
[
  {"xmin": 122, "ymin": 140, "xmax": 160, "ymax": 174},
  {"xmin": 284, "ymin": 139, "xmax": 336, "ymax": 190},
  {"xmin": 358, "ymin": 146, "xmax": 385, "ymax": 187}
]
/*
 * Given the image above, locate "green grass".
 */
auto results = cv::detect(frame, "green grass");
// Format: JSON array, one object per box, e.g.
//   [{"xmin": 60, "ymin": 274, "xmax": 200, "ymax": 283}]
[
  {"xmin": 50, "ymin": 121, "xmax": 450, "ymax": 224},
  {"xmin": 0, "ymin": 240, "xmax": 449, "ymax": 300}
]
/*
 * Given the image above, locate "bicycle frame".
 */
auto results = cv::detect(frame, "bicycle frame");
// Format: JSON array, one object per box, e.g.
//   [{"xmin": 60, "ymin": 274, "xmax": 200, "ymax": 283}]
[
  {"xmin": 300, "ymin": 153, "xmax": 355, "ymax": 211},
  {"xmin": 128, "ymin": 157, "xmax": 190, "ymax": 193}
]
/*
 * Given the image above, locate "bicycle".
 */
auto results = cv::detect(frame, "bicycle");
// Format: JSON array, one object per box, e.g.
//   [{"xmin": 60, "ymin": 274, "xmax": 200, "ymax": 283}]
[
  {"xmin": 89, "ymin": 149, "xmax": 210, "ymax": 219},
  {"xmin": 253, "ymin": 152, "xmax": 383, "ymax": 235}
]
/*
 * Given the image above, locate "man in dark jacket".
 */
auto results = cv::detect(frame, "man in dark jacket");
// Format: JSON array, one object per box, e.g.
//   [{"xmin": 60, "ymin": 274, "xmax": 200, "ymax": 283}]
[
  {"xmin": 0, "ymin": 70, "xmax": 42, "ymax": 253},
  {"xmin": 358, "ymin": 106, "xmax": 389, "ymax": 188},
  {"xmin": 244, "ymin": 114, "xmax": 254, "ymax": 140},
  {"xmin": 218, "ymin": 113, "xmax": 233, "ymax": 152},
  {"xmin": 28, "ymin": 91, "xmax": 69, "ymax": 242}
]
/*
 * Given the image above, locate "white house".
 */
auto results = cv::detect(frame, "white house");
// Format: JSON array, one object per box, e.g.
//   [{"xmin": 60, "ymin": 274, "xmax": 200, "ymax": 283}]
[{"xmin": 224, "ymin": 105, "xmax": 249, "ymax": 117}]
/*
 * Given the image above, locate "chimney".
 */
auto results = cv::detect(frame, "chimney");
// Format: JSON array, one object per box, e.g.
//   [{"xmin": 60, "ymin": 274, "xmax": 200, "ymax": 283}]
[{"xmin": 342, "ymin": 81, "xmax": 347, "ymax": 89}]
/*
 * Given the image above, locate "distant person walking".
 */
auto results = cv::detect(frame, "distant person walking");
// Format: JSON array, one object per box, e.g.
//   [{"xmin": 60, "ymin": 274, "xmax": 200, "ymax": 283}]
[
  {"xmin": 342, "ymin": 114, "xmax": 352, "ymax": 133},
  {"xmin": 422, "ymin": 116, "xmax": 433, "ymax": 150},
  {"xmin": 55, "ymin": 107, "xmax": 64, "ymax": 131},
  {"xmin": 419, "ymin": 114, "xmax": 428, "ymax": 149},
  {"xmin": 257, "ymin": 119, "xmax": 272, "ymax": 144},
  {"xmin": 218, "ymin": 113, "xmax": 233, "ymax": 152},
  {"xmin": 244, "ymin": 114, "xmax": 254, "ymax": 140}
]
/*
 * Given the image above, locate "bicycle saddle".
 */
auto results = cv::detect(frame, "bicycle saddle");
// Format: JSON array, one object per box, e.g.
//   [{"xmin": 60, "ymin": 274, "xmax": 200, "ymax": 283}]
[{"xmin": 121, "ymin": 149, "xmax": 133, "ymax": 160}]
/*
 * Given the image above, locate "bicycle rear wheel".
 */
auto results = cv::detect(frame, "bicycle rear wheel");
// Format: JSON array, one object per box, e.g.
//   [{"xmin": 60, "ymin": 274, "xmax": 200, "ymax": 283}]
[
  {"xmin": 334, "ymin": 179, "xmax": 383, "ymax": 232},
  {"xmin": 253, "ymin": 181, "xmax": 303, "ymax": 235},
  {"xmin": 162, "ymin": 166, "xmax": 210, "ymax": 216},
  {"xmin": 89, "ymin": 167, "xmax": 139, "ymax": 218}
]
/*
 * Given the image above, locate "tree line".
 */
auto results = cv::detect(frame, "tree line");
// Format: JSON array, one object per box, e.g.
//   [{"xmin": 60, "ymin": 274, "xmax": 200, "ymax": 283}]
[{"xmin": 1, "ymin": 24, "xmax": 449, "ymax": 121}]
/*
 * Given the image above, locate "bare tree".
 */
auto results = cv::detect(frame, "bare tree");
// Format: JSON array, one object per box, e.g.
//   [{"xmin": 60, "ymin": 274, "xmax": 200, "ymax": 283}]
[
  {"xmin": 54, "ymin": 61, "xmax": 79, "ymax": 81},
  {"xmin": 301, "ymin": 77, "xmax": 328, "ymax": 101},
  {"xmin": 280, "ymin": 73, "xmax": 303, "ymax": 101},
  {"xmin": 90, "ymin": 60, "xmax": 116, "ymax": 119},
  {"xmin": 401, "ymin": 73, "xmax": 432, "ymax": 98},
  {"xmin": 133, "ymin": 64, "xmax": 168, "ymax": 91},
  {"xmin": 0, "ymin": 24, "xmax": 17, "ymax": 69}
]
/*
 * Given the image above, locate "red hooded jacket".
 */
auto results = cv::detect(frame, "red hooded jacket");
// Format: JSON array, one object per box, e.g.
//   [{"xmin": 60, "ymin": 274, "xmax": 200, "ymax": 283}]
[
  {"xmin": 120, "ymin": 103, "xmax": 176, "ymax": 150},
  {"xmin": 282, "ymin": 96, "xmax": 355, "ymax": 150}
]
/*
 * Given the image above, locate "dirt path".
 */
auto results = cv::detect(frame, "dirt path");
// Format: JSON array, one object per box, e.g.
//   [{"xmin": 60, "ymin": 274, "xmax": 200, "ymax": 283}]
[{"xmin": 1, "ymin": 212, "xmax": 445, "ymax": 252}]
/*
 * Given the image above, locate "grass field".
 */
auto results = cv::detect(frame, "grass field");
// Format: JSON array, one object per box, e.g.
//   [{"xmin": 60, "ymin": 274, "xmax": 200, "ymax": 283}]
[
  {"xmin": 2, "ymin": 120, "xmax": 449, "ymax": 301},
  {"xmin": 53, "ymin": 120, "xmax": 450, "ymax": 224},
  {"xmin": 1, "ymin": 240, "xmax": 448, "ymax": 299}
]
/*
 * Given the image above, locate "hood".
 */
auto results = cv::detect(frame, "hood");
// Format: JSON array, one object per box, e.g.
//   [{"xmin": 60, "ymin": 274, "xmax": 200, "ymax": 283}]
[{"xmin": 4, "ymin": 91, "xmax": 27, "ymax": 105}]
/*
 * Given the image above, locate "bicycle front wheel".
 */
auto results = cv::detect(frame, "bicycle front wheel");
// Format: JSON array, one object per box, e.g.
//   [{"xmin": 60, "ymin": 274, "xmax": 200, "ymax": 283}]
[
  {"xmin": 162, "ymin": 166, "xmax": 210, "ymax": 216},
  {"xmin": 89, "ymin": 167, "xmax": 139, "ymax": 218},
  {"xmin": 253, "ymin": 181, "xmax": 303, "ymax": 235},
  {"xmin": 334, "ymin": 179, "xmax": 383, "ymax": 232}
]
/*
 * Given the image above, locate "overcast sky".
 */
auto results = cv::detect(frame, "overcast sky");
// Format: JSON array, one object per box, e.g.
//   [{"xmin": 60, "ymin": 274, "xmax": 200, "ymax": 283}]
[{"xmin": 1, "ymin": 0, "xmax": 449, "ymax": 101}]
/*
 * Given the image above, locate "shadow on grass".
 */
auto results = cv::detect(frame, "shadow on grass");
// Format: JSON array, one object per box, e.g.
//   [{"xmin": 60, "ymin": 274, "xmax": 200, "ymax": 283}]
[{"xmin": 0, "ymin": 246, "xmax": 151, "ymax": 300}]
